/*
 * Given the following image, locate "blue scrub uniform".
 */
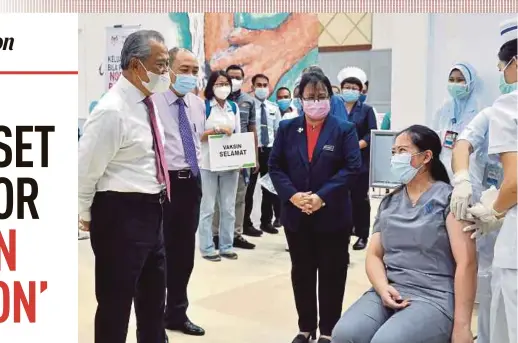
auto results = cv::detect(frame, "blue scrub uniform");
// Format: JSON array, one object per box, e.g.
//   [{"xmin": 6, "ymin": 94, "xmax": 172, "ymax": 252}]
[{"xmin": 333, "ymin": 182, "xmax": 456, "ymax": 343}]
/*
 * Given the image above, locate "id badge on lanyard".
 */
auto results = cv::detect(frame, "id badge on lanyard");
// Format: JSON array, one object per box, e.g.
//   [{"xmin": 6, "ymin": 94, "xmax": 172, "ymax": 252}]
[
  {"xmin": 442, "ymin": 130, "xmax": 458, "ymax": 149},
  {"xmin": 483, "ymin": 162, "xmax": 504, "ymax": 188}
]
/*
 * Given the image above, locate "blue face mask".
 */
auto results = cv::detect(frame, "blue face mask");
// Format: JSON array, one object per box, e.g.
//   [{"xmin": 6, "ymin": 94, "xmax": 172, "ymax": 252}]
[
  {"xmin": 447, "ymin": 82, "xmax": 470, "ymax": 99},
  {"xmin": 359, "ymin": 93, "xmax": 367, "ymax": 103},
  {"xmin": 499, "ymin": 72, "xmax": 517, "ymax": 95},
  {"xmin": 172, "ymin": 73, "xmax": 197, "ymax": 95},
  {"xmin": 255, "ymin": 87, "xmax": 269, "ymax": 100},
  {"xmin": 293, "ymin": 98, "xmax": 303, "ymax": 112},
  {"xmin": 390, "ymin": 152, "xmax": 424, "ymax": 184},
  {"xmin": 277, "ymin": 99, "xmax": 291, "ymax": 112},
  {"xmin": 341, "ymin": 89, "xmax": 360, "ymax": 103}
]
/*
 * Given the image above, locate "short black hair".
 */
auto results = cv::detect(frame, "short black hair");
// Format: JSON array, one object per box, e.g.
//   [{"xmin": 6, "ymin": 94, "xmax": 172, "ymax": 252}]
[
  {"xmin": 340, "ymin": 77, "xmax": 364, "ymax": 91},
  {"xmin": 252, "ymin": 73, "xmax": 269, "ymax": 85},
  {"xmin": 364, "ymin": 80, "xmax": 369, "ymax": 89},
  {"xmin": 303, "ymin": 65, "xmax": 325, "ymax": 75},
  {"xmin": 168, "ymin": 47, "xmax": 193, "ymax": 65},
  {"xmin": 226, "ymin": 64, "xmax": 245, "ymax": 77},
  {"xmin": 276, "ymin": 86, "xmax": 291, "ymax": 96},
  {"xmin": 204, "ymin": 70, "xmax": 232, "ymax": 101},
  {"xmin": 299, "ymin": 72, "xmax": 333, "ymax": 98},
  {"xmin": 498, "ymin": 39, "xmax": 518, "ymax": 64}
]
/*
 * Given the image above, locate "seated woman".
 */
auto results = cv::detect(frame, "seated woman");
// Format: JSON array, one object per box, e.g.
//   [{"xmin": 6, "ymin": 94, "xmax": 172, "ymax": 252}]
[{"xmin": 332, "ymin": 125, "xmax": 477, "ymax": 343}]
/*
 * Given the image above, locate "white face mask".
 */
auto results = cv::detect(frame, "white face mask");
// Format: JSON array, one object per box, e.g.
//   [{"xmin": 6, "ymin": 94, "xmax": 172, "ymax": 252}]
[
  {"xmin": 231, "ymin": 79, "xmax": 243, "ymax": 92},
  {"xmin": 214, "ymin": 86, "xmax": 231, "ymax": 100},
  {"xmin": 138, "ymin": 60, "xmax": 171, "ymax": 94}
]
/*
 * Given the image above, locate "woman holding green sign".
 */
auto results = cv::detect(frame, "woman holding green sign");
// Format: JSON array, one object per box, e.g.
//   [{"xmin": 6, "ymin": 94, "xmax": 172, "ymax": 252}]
[{"xmin": 198, "ymin": 71, "xmax": 241, "ymax": 262}]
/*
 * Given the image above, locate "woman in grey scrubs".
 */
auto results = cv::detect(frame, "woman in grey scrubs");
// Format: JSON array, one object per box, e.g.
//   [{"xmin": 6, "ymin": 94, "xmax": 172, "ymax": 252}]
[{"xmin": 332, "ymin": 125, "xmax": 477, "ymax": 343}]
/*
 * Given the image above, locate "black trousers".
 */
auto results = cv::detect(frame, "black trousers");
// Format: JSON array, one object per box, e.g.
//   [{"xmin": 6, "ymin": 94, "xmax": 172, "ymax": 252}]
[
  {"xmin": 350, "ymin": 172, "xmax": 371, "ymax": 239},
  {"xmin": 90, "ymin": 191, "xmax": 166, "ymax": 343},
  {"xmin": 285, "ymin": 228, "xmax": 350, "ymax": 336},
  {"xmin": 163, "ymin": 170, "xmax": 202, "ymax": 326},
  {"xmin": 244, "ymin": 147, "xmax": 280, "ymax": 227}
]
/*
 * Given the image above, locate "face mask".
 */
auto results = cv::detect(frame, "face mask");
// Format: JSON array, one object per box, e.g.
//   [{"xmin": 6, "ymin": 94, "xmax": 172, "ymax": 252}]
[
  {"xmin": 293, "ymin": 98, "xmax": 303, "ymax": 112},
  {"xmin": 499, "ymin": 57, "xmax": 517, "ymax": 94},
  {"xmin": 303, "ymin": 100, "xmax": 330, "ymax": 120},
  {"xmin": 214, "ymin": 86, "xmax": 231, "ymax": 100},
  {"xmin": 172, "ymin": 73, "xmax": 197, "ymax": 95},
  {"xmin": 277, "ymin": 99, "xmax": 291, "ymax": 112},
  {"xmin": 341, "ymin": 89, "xmax": 360, "ymax": 103},
  {"xmin": 231, "ymin": 79, "xmax": 243, "ymax": 93},
  {"xmin": 447, "ymin": 82, "xmax": 470, "ymax": 99},
  {"xmin": 138, "ymin": 61, "xmax": 171, "ymax": 94},
  {"xmin": 359, "ymin": 93, "xmax": 367, "ymax": 103},
  {"xmin": 255, "ymin": 87, "xmax": 269, "ymax": 100},
  {"xmin": 390, "ymin": 152, "xmax": 424, "ymax": 184}
]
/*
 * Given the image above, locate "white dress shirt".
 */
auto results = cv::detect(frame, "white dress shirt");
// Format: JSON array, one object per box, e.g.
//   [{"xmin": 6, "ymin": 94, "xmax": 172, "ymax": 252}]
[
  {"xmin": 200, "ymin": 99, "xmax": 240, "ymax": 170},
  {"xmin": 255, "ymin": 98, "xmax": 281, "ymax": 148},
  {"xmin": 487, "ymin": 90, "xmax": 518, "ymax": 270},
  {"xmin": 78, "ymin": 75, "xmax": 165, "ymax": 221}
]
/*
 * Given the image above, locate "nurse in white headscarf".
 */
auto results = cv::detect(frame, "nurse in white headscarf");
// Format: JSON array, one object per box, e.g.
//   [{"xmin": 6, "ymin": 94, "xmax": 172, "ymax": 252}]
[{"xmin": 432, "ymin": 62, "xmax": 482, "ymax": 181}]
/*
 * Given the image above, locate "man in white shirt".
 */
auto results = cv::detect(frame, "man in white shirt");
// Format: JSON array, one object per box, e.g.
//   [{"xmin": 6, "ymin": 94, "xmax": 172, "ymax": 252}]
[
  {"xmin": 78, "ymin": 30, "xmax": 171, "ymax": 343},
  {"xmin": 244, "ymin": 74, "xmax": 282, "ymax": 235}
]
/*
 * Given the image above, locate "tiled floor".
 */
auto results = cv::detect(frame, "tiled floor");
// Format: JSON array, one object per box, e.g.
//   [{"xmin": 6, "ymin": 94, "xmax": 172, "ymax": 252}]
[{"xmin": 78, "ymin": 191, "xmax": 478, "ymax": 342}]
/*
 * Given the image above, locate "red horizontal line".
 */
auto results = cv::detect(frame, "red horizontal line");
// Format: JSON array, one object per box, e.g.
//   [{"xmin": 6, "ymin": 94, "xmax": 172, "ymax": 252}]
[{"xmin": 0, "ymin": 71, "xmax": 78, "ymax": 75}]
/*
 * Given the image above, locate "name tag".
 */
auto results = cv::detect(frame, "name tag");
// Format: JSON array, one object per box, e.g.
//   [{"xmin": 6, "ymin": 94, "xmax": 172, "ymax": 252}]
[
  {"xmin": 442, "ymin": 130, "xmax": 458, "ymax": 149},
  {"xmin": 323, "ymin": 145, "xmax": 334, "ymax": 152},
  {"xmin": 483, "ymin": 162, "xmax": 504, "ymax": 188}
]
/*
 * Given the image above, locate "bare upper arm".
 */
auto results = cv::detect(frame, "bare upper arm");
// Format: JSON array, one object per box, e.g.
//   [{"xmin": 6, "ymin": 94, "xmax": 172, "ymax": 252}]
[
  {"xmin": 445, "ymin": 212, "xmax": 476, "ymax": 266},
  {"xmin": 367, "ymin": 232, "xmax": 384, "ymax": 259},
  {"xmin": 500, "ymin": 151, "xmax": 517, "ymax": 185}
]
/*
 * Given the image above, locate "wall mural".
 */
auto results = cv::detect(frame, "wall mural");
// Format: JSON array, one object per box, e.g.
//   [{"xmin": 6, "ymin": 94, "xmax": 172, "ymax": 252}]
[
  {"xmin": 87, "ymin": 12, "xmax": 320, "ymax": 113},
  {"xmin": 170, "ymin": 13, "xmax": 319, "ymax": 100}
]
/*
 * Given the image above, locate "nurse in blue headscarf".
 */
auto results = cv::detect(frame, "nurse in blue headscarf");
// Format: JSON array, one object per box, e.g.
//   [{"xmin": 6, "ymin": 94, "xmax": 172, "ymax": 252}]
[{"xmin": 432, "ymin": 62, "xmax": 481, "ymax": 181}]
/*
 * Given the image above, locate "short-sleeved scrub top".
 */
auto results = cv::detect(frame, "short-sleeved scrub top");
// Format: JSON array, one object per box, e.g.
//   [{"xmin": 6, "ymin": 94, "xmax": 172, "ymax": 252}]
[{"xmin": 371, "ymin": 181, "xmax": 455, "ymax": 320}]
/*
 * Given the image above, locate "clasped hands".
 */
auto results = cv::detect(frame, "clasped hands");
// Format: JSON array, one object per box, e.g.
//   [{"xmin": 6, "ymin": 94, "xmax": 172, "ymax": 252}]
[{"xmin": 290, "ymin": 192, "xmax": 324, "ymax": 215}]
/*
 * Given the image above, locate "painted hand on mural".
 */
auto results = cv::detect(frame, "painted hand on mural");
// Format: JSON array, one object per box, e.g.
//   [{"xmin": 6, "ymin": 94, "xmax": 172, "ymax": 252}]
[
  {"xmin": 206, "ymin": 13, "xmax": 319, "ymax": 94},
  {"xmin": 204, "ymin": 13, "xmax": 235, "ymax": 63}
]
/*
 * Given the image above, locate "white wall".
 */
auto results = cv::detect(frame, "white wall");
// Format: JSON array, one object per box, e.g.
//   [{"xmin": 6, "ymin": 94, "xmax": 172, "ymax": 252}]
[
  {"xmin": 426, "ymin": 13, "xmax": 513, "ymax": 124},
  {"xmin": 372, "ymin": 13, "xmax": 394, "ymax": 50},
  {"xmin": 78, "ymin": 14, "xmax": 180, "ymax": 119},
  {"xmin": 372, "ymin": 13, "xmax": 514, "ymax": 130}
]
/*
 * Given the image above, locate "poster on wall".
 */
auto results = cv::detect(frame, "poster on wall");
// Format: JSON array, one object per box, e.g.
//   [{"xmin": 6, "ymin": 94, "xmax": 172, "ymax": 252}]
[{"xmin": 105, "ymin": 25, "xmax": 141, "ymax": 91}]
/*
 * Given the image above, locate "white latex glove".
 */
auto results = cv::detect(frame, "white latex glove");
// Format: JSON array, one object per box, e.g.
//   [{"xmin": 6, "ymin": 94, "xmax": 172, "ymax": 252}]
[
  {"xmin": 463, "ymin": 187, "xmax": 504, "ymax": 239},
  {"xmin": 479, "ymin": 186, "xmax": 500, "ymax": 207},
  {"xmin": 450, "ymin": 170, "xmax": 472, "ymax": 220}
]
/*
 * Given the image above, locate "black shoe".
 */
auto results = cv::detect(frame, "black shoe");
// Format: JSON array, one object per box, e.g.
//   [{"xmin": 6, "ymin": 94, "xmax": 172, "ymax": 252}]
[
  {"xmin": 165, "ymin": 320, "xmax": 205, "ymax": 336},
  {"xmin": 317, "ymin": 338, "xmax": 331, "ymax": 343},
  {"xmin": 261, "ymin": 223, "xmax": 279, "ymax": 234},
  {"xmin": 291, "ymin": 331, "xmax": 316, "ymax": 343},
  {"xmin": 273, "ymin": 219, "xmax": 282, "ymax": 228},
  {"xmin": 220, "ymin": 251, "xmax": 238, "ymax": 260},
  {"xmin": 243, "ymin": 225, "xmax": 263, "ymax": 237},
  {"xmin": 353, "ymin": 237, "xmax": 368, "ymax": 250},
  {"xmin": 213, "ymin": 236, "xmax": 219, "ymax": 250},
  {"xmin": 233, "ymin": 235, "xmax": 256, "ymax": 249},
  {"xmin": 202, "ymin": 254, "xmax": 221, "ymax": 262}
]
